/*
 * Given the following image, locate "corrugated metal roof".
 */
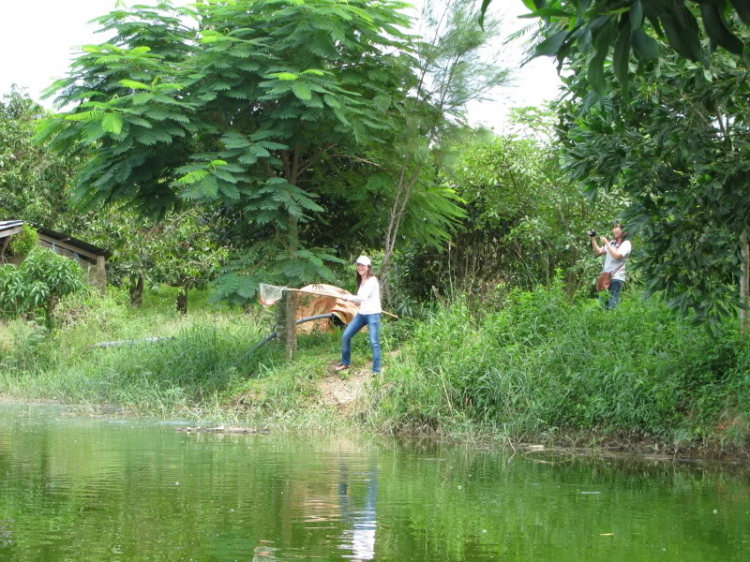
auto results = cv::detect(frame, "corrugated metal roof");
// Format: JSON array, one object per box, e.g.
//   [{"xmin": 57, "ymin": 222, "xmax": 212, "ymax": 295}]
[
  {"xmin": 0, "ymin": 220, "xmax": 109, "ymax": 258},
  {"xmin": 0, "ymin": 220, "xmax": 24, "ymax": 238},
  {"xmin": 0, "ymin": 220, "xmax": 24, "ymax": 230},
  {"xmin": 36, "ymin": 226, "xmax": 110, "ymax": 258}
]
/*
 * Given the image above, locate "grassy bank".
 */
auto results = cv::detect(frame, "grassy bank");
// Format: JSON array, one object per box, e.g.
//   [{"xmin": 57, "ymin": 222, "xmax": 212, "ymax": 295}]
[
  {"xmin": 372, "ymin": 282, "xmax": 750, "ymax": 455},
  {"xmin": 1, "ymin": 283, "xmax": 749, "ymax": 454}
]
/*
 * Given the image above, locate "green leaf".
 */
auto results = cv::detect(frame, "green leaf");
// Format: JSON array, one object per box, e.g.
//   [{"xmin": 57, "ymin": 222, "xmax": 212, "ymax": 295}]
[
  {"xmin": 587, "ymin": 44, "xmax": 608, "ymax": 94},
  {"xmin": 291, "ymin": 81, "xmax": 312, "ymax": 100},
  {"xmin": 631, "ymin": 28, "xmax": 659, "ymax": 60},
  {"xmin": 660, "ymin": 10, "xmax": 703, "ymax": 63},
  {"xmin": 133, "ymin": 93, "xmax": 153, "ymax": 105},
  {"xmin": 630, "ymin": 0, "xmax": 644, "ymax": 30},
  {"xmin": 269, "ymin": 72, "xmax": 299, "ymax": 81},
  {"xmin": 699, "ymin": 2, "xmax": 743, "ymax": 55},
  {"xmin": 119, "ymin": 79, "xmax": 151, "ymax": 90},
  {"xmin": 730, "ymin": 0, "xmax": 750, "ymax": 25},
  {"xmin": 101, "ymin": 113, "xmax": 123, "ymax": 135},
  {"xmin": 519, "ymin": 8, "xmax": 574, "ymax": 19},
  {"xmin": 479, "ymin": 0, "xmax": 493, "ymax": 28},
  {"xmin": 535, "ymin": 30, "xmax": 569, "ymax": 57},
  {"xmin": 222, "ymin": 132, "xmax": 251, "ymax": 149},
  {"xmin": 64, "ymin": 111, "xmax": 105, "ymax": 122},
  {"xmin": 613, "ymin": 25, "xmax": 631, "ymax": 89}
]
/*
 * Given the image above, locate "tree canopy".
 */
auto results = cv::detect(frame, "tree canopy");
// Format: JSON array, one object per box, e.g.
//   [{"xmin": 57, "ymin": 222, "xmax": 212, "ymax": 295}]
[
  {"xmin": 482, "ymin": 1, "xmax": 750, "ymax": 92},
  {"xmin": 36, "ymin": 0, "xmax": 454, "ymax": 358}
]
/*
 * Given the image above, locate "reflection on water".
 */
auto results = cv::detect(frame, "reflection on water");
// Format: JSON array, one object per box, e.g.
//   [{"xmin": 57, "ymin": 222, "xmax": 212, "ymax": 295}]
[
  {"xmin": 0, "ymin": 404, "xmax": 749, "ymax": 562},
  {"xmin": 339, "ymin": 462, "xmax": 378, "ymax": 561}
]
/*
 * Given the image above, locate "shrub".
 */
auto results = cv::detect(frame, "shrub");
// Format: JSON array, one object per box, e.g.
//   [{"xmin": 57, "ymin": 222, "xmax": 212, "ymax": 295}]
[
  {"xmin": 377, "ymin": 282, "xmax": 750, "ymax": 445},
  {"xmin": 0, "ymin": 247, "xmax": 87, "ymax": 326},
  {"xmin": 9, "ymin": 224, "xmax": 39, "ymax": 257}
]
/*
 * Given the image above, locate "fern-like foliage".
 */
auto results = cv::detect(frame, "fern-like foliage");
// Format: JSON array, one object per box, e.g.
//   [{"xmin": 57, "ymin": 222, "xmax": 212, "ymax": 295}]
[{"xmin": 37, "ymin": 0, "xmax": 416, "ymax": 292}]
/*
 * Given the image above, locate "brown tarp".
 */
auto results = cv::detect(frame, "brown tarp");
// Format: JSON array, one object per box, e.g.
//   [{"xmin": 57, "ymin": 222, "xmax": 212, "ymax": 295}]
[{"xmin": 295, "ymin": 284, "xmax": 360, "ymax": 334}]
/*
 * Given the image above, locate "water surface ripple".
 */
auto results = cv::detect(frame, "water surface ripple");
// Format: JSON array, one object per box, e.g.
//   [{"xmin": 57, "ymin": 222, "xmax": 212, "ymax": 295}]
[{"xmin": 0, "ymin": 405, "xmax": 748, "ymax": 561}]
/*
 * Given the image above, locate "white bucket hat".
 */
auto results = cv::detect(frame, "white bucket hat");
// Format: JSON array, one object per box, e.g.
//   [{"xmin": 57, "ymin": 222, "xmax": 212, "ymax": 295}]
[{"xmin": 355, "ymin": 255, "xmax": 371, "ymax": 266}]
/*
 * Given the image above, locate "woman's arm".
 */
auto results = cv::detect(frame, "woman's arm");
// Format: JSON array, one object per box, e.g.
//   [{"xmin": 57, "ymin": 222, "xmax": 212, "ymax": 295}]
[
  {"xmin": 591, "ymin": 236, "xmax": 606, "ymax": 256},
  {"xmin": 344, "ymin": 278, "xmax": 375, "ymax": 303},
  {"xmin": 600, "ymin": 237, "xmax": 626, "ymax": 260}
]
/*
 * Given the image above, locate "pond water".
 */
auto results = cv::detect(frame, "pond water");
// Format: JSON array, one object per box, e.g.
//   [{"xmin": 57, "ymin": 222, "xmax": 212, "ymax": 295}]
[{"xmin": 0, "ymin": 405, "xmax": 748, "ymax": 562}]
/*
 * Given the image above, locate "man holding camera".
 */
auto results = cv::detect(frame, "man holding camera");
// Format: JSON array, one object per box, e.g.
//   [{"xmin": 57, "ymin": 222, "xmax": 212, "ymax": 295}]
[{"xmin": 589, "ymin": 221, "xmax": 632, "ymax": 309}]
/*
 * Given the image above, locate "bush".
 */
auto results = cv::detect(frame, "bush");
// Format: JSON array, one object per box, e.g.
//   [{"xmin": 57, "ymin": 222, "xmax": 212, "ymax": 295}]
[
  {"xmin": 377, "ymin": 281, "xmax": 750, "ymax": 445},
  {"xmin": 0, "ymin": 247, "xmax": 87, "ymax": 325},
  {"xmin": 9, "ymin": 224, "xmax": 39, "ymax": 257}
]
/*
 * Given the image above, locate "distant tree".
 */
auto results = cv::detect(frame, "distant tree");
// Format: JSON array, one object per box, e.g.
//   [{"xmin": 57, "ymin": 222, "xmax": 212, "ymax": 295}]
[
  {"xmin": 0, "ymin": 87, "xmax": 79, "ymax": 227},
  {"xmin": 379, "ymin": 0, "xmax": 512, "ymax": 302},
  {"xmin": 85, "ymin": 210, "xmax": 225, "ymax": 313},
  {"xmin": 149, "ymin": 212, "xmax": 227, "ymax": 314},
  {"xmin": 438, "ymin": 107, "xmax": 624, "ymax": 294}
]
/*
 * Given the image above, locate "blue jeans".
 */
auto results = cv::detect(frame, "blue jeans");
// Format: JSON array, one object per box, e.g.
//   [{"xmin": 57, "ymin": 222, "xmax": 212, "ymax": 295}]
[
  {"xmin": 602, "ymin": 279, "xmax": 624, "ymax": 310},
  {"xmin": 341, "ymin": 313, "xmax": 381, "ymax": 373}
]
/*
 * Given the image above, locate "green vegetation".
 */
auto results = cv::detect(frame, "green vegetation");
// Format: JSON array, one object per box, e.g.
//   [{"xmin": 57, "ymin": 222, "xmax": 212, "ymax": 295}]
[
  {"xmin": 482, "ymin": 1, "xmax": 750, "ymax": 92},
  {"xmin": 2, "ymin": 284, "xmax": 748, "ymax": 455},
  {"xmin": 0, "ymin": 247, "xmax": 87, "ymax": 327},
  {"xmin": 6, "ymin": 223, "xmax": 39, "ymax": 257},
  {"xmin": 2, "ymin": 0, "xmax": 749, "ymax": 457},
  {"xmin": 371, "ymin": 281, "xmax": 750, "ymax": 452}
]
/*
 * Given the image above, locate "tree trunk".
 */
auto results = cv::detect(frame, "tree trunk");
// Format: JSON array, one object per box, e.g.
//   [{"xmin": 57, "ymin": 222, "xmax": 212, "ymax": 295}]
[
  {"xmin": 381, "ymin": 163, "xmax": 423, "ymax": 306},
  {"xmin": 176, "ymin": 285, "xmax": 188, "ymax": 315},
  {"xmin": 741, "ymin": 230, "xmax": 749, "ymax": 339},
  {"xmin": 95, "ymin": 255, "xmax": 107, "ymax": 296},
  {"xmin": 129, "ymin": 273, "xmax": 144, "ymax": 307},
  {"xmin": 284, "ymin": 214, "xmax": 299, "ymax": 362}
]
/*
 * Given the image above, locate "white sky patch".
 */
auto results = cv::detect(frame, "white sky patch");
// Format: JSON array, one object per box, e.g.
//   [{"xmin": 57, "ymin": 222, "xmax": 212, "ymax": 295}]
[{"xmin": 0, "ymin": 0, "xmax": 561, "ymax": 132}]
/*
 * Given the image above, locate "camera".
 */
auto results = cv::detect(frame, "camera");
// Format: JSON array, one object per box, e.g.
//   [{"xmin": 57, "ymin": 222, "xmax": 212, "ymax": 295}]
[{"xmin": 588, "ymin": 230, "xmax": 597, "ymax": 238}]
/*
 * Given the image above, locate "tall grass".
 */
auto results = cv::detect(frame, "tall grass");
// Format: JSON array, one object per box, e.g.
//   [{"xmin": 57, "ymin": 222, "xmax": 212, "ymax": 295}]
[
  {"xmin": 0, "ymin": 288, "xmax": 277, "ymax": 416},
  {"xmin": 373, "ymin": 279, "xmax": 750, "ymax": 449},
  {"xmin": 2, "ymin": 282, "xmax": 749, "ymax": 450}
]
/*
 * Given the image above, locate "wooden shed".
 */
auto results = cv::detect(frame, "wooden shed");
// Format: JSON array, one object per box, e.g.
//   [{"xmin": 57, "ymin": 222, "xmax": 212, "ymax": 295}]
[
  {"xmin": 0, "ymin": 220, "xmax": 110, "ymax": 294},
  {"xmin": 0, "ymin": 220, "xmax": 24, "ymax": 260}
]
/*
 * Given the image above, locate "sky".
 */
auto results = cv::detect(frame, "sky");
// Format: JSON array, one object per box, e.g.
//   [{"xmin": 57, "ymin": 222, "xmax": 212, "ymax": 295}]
[{"xmin": 0, "ymin": 0, "xmax": 562, "ymax": 131}]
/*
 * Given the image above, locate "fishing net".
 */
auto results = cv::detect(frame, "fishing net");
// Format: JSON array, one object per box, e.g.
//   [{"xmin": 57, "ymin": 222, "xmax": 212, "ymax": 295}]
[{"xmin": 259, "ymin": 283, "xmax": 285, "ymax": 306}]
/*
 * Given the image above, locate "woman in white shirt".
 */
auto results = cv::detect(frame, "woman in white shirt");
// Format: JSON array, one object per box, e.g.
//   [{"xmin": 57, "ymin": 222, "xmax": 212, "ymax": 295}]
[
  {"xmin": 590, "ymin": 221, "xmax": 632, "ymax": 309},
  {"xmin": 335, "ymin": 255, "xmax": 382, "ymax": 374}
]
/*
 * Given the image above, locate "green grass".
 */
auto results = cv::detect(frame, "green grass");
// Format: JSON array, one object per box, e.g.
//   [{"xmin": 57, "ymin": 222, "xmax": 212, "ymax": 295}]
[
  {"xmin": 2, "ymin": 282, "xmax": 749, "ymax": 453},
  {"xmin": 372, "ymin": 280, "xmax": 750, "ymax": 452},
  {"xmin": 1, "ymin": 287, "xmax": 270, "ymax": 417}
]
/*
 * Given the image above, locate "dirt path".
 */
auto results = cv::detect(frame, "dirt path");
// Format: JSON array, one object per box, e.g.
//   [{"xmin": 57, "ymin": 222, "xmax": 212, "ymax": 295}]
[{"xmin": 318, "ymin": 369, "xmax": 371, "ymax": 415}]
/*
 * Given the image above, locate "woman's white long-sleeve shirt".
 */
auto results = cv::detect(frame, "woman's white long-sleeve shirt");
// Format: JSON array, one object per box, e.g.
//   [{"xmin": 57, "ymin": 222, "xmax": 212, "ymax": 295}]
[{"xmin": 347, "ymin": 277, "xmax": 382, "ymax": 315}]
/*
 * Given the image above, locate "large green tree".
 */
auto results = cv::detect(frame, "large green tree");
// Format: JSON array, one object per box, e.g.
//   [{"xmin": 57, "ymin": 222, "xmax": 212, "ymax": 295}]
[
  {"xmin": 556, "ymin": 37, "xmax": 750, "ymax": 328},
  {"xmin": 480, "ymin": 0, "xmax": 750, "ymax": 330},
  {"xmin": 37, "ymin": 0, "xmax": 417, "ymax": 360}
]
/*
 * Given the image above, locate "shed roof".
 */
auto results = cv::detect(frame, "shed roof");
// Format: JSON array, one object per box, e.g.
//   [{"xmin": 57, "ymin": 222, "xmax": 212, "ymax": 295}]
[
  {"xmin": 37, "ymin": 226, "xmax": 110, "ymax": 259},
  {"xmin": 0, "ymin": 220, "xmax": 110, "ymax": 258},
  {"xmin": 0, "ymin": 220, "xmax": 24, "ymax": 237}
]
